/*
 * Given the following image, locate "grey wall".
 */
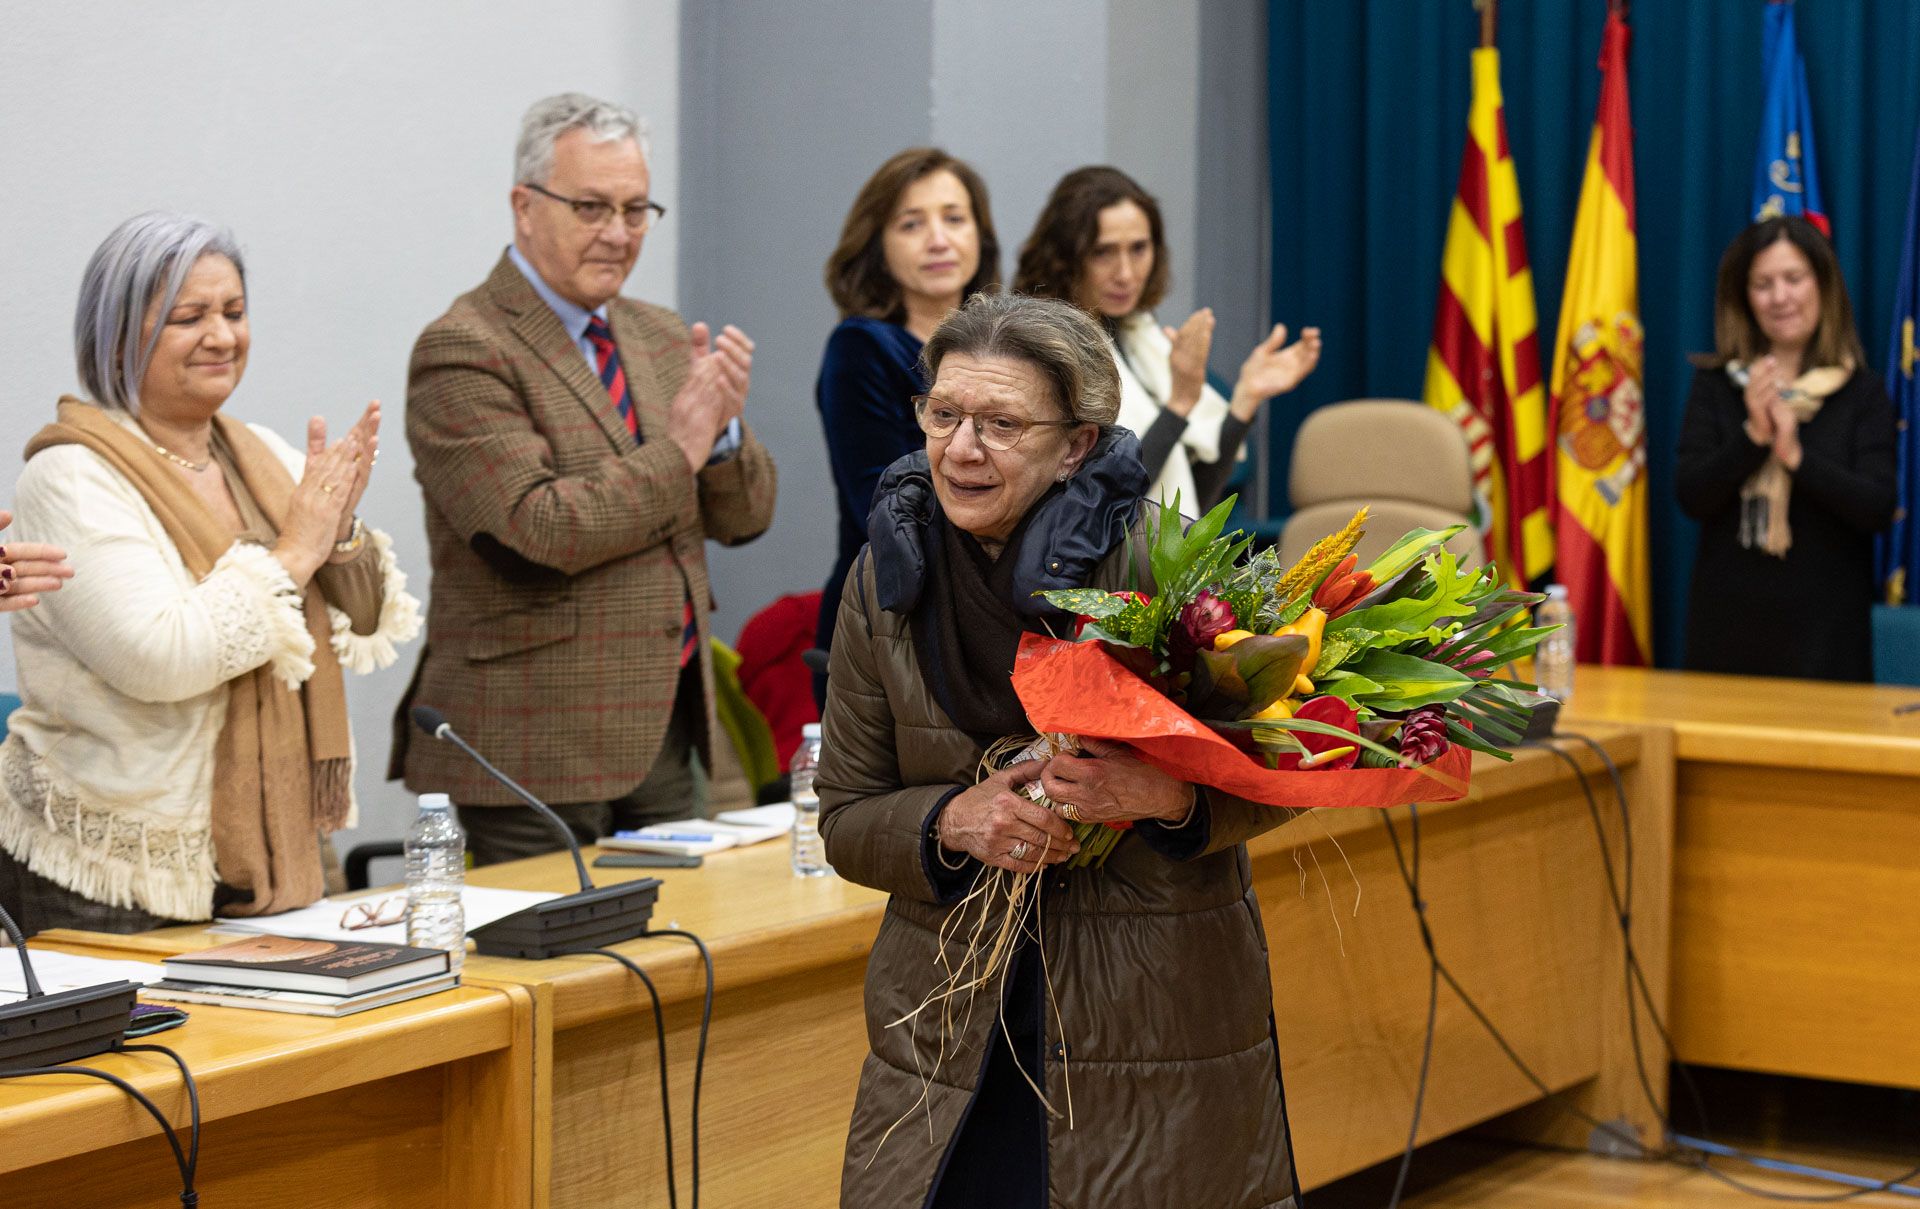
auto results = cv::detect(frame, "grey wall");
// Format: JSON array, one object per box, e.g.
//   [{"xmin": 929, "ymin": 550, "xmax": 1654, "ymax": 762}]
[
  {"xmin": 0, "ymin": 1, "xmax": 682, "ymax": 852},
  {"xmin": 685, "ymin": 0, "xmax": 1272, "ymax": 642}
]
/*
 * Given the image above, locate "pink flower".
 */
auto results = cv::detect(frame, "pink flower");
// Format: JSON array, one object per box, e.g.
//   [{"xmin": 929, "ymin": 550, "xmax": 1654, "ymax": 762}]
[{"xmin": 1169, "ymin": 590, "xmax": 1236, "ymax": 667}]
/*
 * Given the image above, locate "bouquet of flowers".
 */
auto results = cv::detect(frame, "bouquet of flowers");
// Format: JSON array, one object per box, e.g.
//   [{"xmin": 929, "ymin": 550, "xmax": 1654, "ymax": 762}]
[{"xmin": 1015, "ymin": 496, "xmax": 1558, "ymax": 865}]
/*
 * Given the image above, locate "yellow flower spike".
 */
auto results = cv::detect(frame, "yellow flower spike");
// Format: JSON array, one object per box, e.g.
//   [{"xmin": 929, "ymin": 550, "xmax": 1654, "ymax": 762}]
[
  {"xmin": 1297, "ymin": 745, "xmax": 1357, "ymax": 770},
  {"xmin": 1249, "ymin": 698, "xmax": 1294, "ymax": 721},
  {"xmin": 1213, "ymin": 629, "xmax": 1256, "ymax": 650},
  {"xmin": 1273, "ymin": 511, "xmax": 1369, "ymax": 604}
]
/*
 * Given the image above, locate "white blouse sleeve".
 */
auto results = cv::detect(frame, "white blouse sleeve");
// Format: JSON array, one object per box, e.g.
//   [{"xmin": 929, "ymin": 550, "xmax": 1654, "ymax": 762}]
[{"xmin": 11, "ymin": 446, "xmax": 316, "ymax": 703}]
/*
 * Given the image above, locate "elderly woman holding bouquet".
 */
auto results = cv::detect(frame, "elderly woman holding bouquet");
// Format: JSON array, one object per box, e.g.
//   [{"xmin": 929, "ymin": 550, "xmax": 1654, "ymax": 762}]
[
  {"xmin": 818, "ymin": 292, "xmax": 1303, "ymax": 1209},
  {"xmin": 0, "ymin": 212, "xmax": 419, "ymax": 935}
]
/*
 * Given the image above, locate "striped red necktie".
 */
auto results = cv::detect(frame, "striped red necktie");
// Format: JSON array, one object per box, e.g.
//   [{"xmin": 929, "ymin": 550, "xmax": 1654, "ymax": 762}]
[{"xmin": 585, "ymin": 316, "xmax": 698, "ymax": 669}]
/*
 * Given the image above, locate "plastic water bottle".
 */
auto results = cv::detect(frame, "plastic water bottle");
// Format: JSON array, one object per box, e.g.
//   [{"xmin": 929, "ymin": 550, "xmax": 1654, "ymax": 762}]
[
  {"xmin": 1534, "ymin": 584, "xmax": 1577, "ymax": 707},
  {"xmin": 405, "ymin": 793, "xmax": 466, "ymax": 971},
  {"xmin": 790, "ymin": 723, "xmax": 831, "ymax": 878}
]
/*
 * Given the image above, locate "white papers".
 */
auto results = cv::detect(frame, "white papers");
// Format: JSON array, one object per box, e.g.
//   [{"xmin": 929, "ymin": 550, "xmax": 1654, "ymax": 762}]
[
  {"xmin": 716, "ymin": 802, "xmax": 796, "ymax": 836},
  {"xmin": 603, "ymin": 808, "xmax": 792, "ymax": 856},
  {"xmin": 0, "ymin": 949, "xmax": 164, "ymax": 1001},
  {"xmin": 209, "ymin": 886, "xmax": 561, "ymax": 945}
]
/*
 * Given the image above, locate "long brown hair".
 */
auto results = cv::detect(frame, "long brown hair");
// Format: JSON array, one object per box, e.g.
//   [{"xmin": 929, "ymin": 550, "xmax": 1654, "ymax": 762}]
[
  {"xmin": 824, "ymin": 148, "xmax": 1000, "ymax": 321},
  {"xmin": 1013, "ymin": 165, "xmax": 1169, "ymax": 315},
  {"xmin": 1701, "ymin": 216, "xmax": 1865, "ymax": 371}
]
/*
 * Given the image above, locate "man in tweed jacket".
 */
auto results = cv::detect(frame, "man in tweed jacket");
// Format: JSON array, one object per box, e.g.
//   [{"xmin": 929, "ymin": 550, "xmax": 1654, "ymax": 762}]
[{"xmin": 392, "ymin": 94, "xmax": 776, "ymax": 863}]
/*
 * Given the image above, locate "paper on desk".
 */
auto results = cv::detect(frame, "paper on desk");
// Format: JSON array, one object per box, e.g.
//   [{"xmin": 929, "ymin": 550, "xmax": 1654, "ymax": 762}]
[
  {"xmin": 0, "ymin": 949, "xmax": 164, "ymax": 1001},
  {"xmin": 208, "ymin": 886, "xmax": 561, "ymax": 945}
]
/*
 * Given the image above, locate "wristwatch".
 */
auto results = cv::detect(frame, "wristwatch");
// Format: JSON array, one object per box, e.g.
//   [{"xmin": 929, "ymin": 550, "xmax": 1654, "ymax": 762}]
[{"xmin": 333, "ymin": 516, "xmax": 367, "ymax": 556}]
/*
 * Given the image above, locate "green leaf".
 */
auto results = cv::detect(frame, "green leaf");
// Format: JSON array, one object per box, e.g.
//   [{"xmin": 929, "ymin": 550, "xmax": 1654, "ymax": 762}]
[
  {"xmin": 1313, "ymin": 633, "xmax": 1360, "ymax": 677},
  {"xmin": 1187, "ymin": 633, "xmax": 1309, "ymax": 720},
  {"xmin": 1217, "ymin": 716, "xmax": 1409, "ymax": 766},
  {"xmin": 1075, "ymin": 623, "xmax": 1140, "ymax": 648},
  {"xmin": 1364, "ymin": 525, "xmax": 1468, "ymax": 583},
  {"xmin": 1446, "ymin": 717, "xmax": 1515, "ymax": 761},
  {"xmin": 1315, "ymin": 671, "xmax": 1384, "ymax": 705},
  {"xmin": 1038, "ymin": 588, "xmax": 1126, "ymax": 617},
  {"xmin": 1345, "ymin": 650, "xmax": 1477, "ymax": 710},
  {"xmin": 1333, "ymin": 550, "xmax": 1481, "ymax": 637}
]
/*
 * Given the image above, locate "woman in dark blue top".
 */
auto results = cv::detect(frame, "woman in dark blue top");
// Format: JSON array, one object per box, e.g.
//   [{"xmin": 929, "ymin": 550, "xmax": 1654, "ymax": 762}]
[{"xmin": 815, "ymin": 149, "xmax": 1001, "ymax": 701}]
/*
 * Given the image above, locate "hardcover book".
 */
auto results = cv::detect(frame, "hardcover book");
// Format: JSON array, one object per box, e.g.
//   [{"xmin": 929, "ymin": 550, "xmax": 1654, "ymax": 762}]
[{"xmin": 160, "ymin": 935, "xmax": 451, "ymax": 995}]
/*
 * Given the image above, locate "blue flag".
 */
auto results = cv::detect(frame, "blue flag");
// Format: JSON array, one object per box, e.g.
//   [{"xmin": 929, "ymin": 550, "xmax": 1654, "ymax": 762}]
[
  {"xmin": 1752, "ymin": 0, "xmax": 1829, "ymax": 235},
  {"xmin": 1878, "ymin": 118, "xmax": 1920, "ymax": 606}
]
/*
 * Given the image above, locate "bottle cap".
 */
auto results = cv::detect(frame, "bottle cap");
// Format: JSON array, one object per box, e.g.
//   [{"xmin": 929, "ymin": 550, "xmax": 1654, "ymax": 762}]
[
  {"xmin": 802, "ymin": 723, "xmax": 822, "ymax": 741},
  {"xmin": 419, "ymin": 792, "xmax": 453, "ymax": 811}
]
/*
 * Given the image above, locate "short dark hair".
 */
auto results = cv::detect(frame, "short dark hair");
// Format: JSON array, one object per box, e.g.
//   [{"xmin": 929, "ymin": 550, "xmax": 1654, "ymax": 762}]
[
  {"xmin": 1013, "ymin": 165, "xmax": 1169, "ymax": 315},
  {"xmin": 923, "ymin": 292, "xmax": 1121, "ymax": 425},
  {"xmin": 824, "ymin": 148, "xmax": 1001, "ymax": 321},
  {"xmin": 1705, "ymin": 216, "xmax": 1865, "ymax": 371}
]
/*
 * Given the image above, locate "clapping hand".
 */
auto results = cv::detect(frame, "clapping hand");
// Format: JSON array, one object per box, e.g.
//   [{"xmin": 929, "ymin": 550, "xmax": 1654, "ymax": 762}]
[
  {"xmin": 1163, "ymin": 308, "xmax": 1216, "ymax": 417},
  {"xmin": 1231, "ymin": 324, "xmax": 1323, "ymax": 420},
  {"xmin": 1743, "ymin": 354, "xmax": 1781, "ymax": 445},
  {"xmin": 0, "ymin": 509, "xmax": 74, "ymax": 613},
  {"xmin": 308, "ymin": 402, "xmax": 381, "ymax": 543},
  {"xmin": 668, "ymin": 322, "xmax": 754, "ymax": 472},
  {"xmin": 1768, "ymin": 400, "xmax": 1804, "ymax": 471},
  {"xmin": 273, "ymin": 416, "xmax": 367, "ymax": 586}
]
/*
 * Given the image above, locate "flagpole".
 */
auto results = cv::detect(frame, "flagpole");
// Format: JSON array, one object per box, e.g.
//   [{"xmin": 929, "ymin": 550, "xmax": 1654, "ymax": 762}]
[{"xmin": 1475, "ymin": 0, "xmax": 1497, "ymax": 47}]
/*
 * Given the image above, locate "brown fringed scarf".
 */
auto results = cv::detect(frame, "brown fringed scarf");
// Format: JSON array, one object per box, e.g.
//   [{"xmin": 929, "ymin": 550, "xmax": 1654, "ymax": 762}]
[
  {"xmin": 25, "ymin": 398, "xmax": 351, "ymax": 916},
  {"xmin": 1729, "ymin": 361, "xmax": 1852, "ymax": 558}
]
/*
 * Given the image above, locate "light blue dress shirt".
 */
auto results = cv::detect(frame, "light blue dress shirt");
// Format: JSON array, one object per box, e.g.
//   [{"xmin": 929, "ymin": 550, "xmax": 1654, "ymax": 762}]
[{"xmin": 507, "ymin": 243, "xmax": 741, "ymax": 463}]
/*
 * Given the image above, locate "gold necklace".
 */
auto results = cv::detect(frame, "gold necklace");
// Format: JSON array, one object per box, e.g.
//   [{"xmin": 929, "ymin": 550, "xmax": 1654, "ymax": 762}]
[{"xmin": 151, "ymin": 442, "xmax": 211, "ymax": 473}]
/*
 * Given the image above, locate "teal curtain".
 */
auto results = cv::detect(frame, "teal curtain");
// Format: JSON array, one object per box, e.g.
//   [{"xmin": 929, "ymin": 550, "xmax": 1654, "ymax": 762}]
[{"xmin": 1267, "ymin": 0, "xmax": 1920, "ymax": 664}]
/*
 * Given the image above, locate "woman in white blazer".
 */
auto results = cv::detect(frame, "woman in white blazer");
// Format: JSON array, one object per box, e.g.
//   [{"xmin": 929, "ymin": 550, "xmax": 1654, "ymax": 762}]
[
  {"xmin": 1016, "ymin": 165, "xmax": 1323, "ymax": 510},
  {"xmin": 1, "ymin": 213, "xmax": 419, "ymax": 934}
]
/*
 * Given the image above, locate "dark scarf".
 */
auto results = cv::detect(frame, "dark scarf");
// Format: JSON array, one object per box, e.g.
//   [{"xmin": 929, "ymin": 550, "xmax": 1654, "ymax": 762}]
[{"xmin": 868, "ymin": 427, "xmax": 1148, "ymax": 745}]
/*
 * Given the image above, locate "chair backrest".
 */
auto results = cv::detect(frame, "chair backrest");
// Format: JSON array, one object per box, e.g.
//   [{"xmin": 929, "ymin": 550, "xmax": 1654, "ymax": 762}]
[{"xmin": 1280, "ymin": 399, "xmax": 1482, "ymax": 570}]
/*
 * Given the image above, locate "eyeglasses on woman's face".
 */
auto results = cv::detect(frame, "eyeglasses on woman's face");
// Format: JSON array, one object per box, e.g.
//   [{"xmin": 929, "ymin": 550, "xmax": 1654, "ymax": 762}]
[{"xmin": 913, "ymin": 394, "xmax": 1078, "ymax": 452}]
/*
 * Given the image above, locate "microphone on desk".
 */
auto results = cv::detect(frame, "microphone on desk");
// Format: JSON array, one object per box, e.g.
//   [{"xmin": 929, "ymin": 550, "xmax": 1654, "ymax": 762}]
[
  {"xmin": 410, "ymin": 706, "xmax": 660, "ymax": 959},
  {"xmin": 0, "ymin": 901, "xmax": 137, "ymax": 1067}
]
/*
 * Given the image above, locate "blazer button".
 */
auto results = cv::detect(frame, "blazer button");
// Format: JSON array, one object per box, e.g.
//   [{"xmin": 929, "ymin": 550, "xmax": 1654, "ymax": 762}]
[{"xmin": 1048, "ymin": 559, "xmax": 1062, "ymax": 573}]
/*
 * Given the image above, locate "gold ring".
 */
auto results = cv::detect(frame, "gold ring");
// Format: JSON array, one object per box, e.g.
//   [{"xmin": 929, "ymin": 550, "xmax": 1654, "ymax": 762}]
[{"xmin": 1059, "ymin": 802, "xmax": 1081, "ymax": 823}]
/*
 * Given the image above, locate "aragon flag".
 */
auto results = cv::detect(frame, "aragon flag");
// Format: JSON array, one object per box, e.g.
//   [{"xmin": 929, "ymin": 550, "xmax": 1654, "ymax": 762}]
[
  {"xmin": 1752, "ymin": 0, "xmax": 1829, "ymax": 234},
  {"xmin": 1550, "ymin": 6, "xmax": 1651, "ymax": 666},
  {"xmin": 1423, "ymin": 46, "xmax": 1553, "ymax": 585}
]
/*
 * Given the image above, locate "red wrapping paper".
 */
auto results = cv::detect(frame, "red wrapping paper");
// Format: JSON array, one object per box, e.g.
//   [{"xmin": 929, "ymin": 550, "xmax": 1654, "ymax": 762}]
[{"xmin": 1012, "ymin": 634, "xmax": 1471, "ymax": 808}]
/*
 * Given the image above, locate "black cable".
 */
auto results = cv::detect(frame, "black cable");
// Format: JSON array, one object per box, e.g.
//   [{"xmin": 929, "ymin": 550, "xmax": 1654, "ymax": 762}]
[
  {"xmin": 0, "ymin": 1057, "xmax": 199, "ymax": 1206},
  {"xmin": 568, "ymin": 930, "xmax": 714, "ymax": 1209},
  {"xmin": 124, "ymin": 1043, "xmax": 200, "ymax": 1199},
  {"xmin": 651, "ymin": 928, "xmax": 714, "ymax": 1209},
  {"xmin": 1381, "ymin": 805, "xmax": 1440, "ymax": 1209},
  {"xmin": 1546, "ymin": 729, "xmax": 1920, "ymax": 1203},
  {"xmin": 567, "ymin": 947, "xmax": 680, "ymax": 1209}
]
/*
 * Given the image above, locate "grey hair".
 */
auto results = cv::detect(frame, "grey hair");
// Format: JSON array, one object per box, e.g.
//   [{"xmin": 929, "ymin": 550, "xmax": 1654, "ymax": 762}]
[
  {"xmin": 514, "ymin": 92, "xmax": 651, "ymax": 186},
  {"xmin": 922, "ymin": 292, "xmax": 1122, "ymax": 425},
  {"xmin": 73, "ymin": 212, "xmax": 246, "ymax": 414}
]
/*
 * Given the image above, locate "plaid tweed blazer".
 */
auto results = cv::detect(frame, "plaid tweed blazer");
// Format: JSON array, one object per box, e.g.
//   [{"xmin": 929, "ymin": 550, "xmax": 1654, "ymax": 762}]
[{"xmin": 391, "ymin": 252, "xmax": 776, "ymax": 805}]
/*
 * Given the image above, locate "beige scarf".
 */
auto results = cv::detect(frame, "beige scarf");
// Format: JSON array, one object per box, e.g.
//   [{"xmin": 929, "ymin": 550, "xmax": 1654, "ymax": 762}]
[
  {"xmin": 25, "ymin": 398, "xmax": 351, "ymax": 916},
  {"xmin": 1729, "ymin": 361, "xmax": 1852, "ymax": 558}
]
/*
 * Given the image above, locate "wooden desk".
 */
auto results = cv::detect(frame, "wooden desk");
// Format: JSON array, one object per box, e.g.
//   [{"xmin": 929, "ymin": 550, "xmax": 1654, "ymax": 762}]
[
  {"xmin": 0, "ymin": 951, "xmax": 537, "ymax": 1208},
  {"xmin": 1569, "ymin": 666, "xmax": 1920, "ymax": 1090},
  {"xmin": 461, "ymin": 726, "xmax": 1669, "ymax": 1204},
  {"xmin": 23, "ymin": 728, "xmax": 1669, "ymax": 1205}
]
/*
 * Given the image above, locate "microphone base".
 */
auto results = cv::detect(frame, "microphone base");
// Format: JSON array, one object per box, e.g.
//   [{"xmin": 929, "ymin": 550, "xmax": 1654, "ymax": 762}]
[
  {"xmin": 471, "ymin": 879, "xmax": 663, "ymax": 959},
  {"xmin": 0, "ymin": 980, "xmax": 139, "ymax": 1068}
]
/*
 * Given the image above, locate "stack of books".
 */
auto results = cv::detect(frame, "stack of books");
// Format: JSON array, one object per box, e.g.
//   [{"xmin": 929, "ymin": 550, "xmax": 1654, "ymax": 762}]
[
  {"xmin": 601, "ymin": 803, "xmax": 795, "ymax": 857},
  {"xmin": 143, "ymin": 935, "xmax": 456, "ymax": 1018}
]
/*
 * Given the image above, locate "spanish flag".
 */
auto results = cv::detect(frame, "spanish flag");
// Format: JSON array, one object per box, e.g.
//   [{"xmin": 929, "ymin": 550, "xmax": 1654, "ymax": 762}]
[
  {"xmin": 1424, "ymin": 47, "xmax": 1553, "ymax": 585},
  {"xmin": 1548, "ymin": 8, "xmax": 1650, "ymax": 665}
]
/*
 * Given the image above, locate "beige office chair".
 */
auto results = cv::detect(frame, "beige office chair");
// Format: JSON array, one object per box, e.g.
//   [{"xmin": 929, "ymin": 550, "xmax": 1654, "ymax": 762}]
[{"xmin": 1279, "ymin": 399, "xmax": 1483, "ymax": 570}]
